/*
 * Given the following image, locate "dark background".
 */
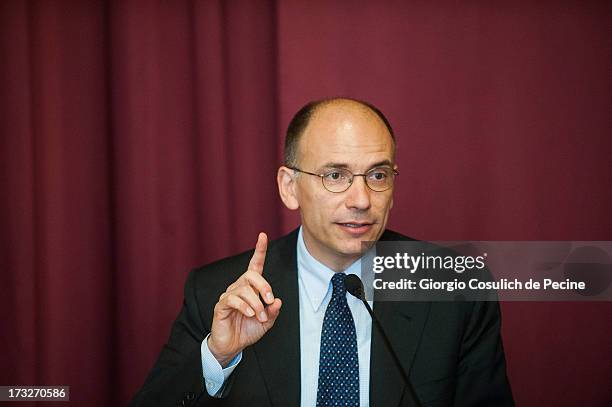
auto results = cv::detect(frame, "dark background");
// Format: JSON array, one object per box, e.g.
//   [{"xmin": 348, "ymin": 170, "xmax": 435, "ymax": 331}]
[{"xmin": 1, "ymin": 1, "xmax": 610, "ymax": 405}]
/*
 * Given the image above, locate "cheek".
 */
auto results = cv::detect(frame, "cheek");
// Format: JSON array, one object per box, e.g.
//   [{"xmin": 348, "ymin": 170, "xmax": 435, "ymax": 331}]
[
  {"xmin": 373, "ymin": 193, "xmax": 394, "ymax": 211},
  {"xmin": 311, "ymin": 194, "xmax": 345, "ymax": 224},
  {"xmin": 300, "ymin": 188, "xmax": 331, "ymax": 222}
]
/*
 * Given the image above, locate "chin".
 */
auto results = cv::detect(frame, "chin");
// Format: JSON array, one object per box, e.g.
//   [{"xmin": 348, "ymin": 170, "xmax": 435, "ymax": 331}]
[{"xmin": 336, "ymin": 241, "xmax": 368, "ymax": 257}]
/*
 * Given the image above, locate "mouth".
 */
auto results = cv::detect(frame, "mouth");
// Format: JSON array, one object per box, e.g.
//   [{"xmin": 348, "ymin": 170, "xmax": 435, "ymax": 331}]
[{"xmin": 335, "ymin": 221, "xmax": 375, "ymax": 236}]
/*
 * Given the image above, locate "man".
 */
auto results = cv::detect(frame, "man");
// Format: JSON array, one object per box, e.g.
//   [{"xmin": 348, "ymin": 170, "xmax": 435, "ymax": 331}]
[{"xmin": 130, "ymin": 98, "xmax": 514, "ymax": 406}]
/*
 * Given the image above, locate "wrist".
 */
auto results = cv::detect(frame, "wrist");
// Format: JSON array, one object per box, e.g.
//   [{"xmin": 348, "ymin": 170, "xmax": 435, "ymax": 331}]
[{"xmin": 207, "ymin": 336, "xmax": 238, "ymax": 368}]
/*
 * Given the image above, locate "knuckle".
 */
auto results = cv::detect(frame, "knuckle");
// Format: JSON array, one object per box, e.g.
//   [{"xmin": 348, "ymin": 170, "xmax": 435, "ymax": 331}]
[
  {"xmin": 245, "ymin": 271, "xmax": 265, "ymax": 287},
  {"xmin": 222, "ymin": 293, "xmax": 234, "ymax": 304},
  {"xmin": 252, "ymin": 304, "xmax": 264, "ymax": 314},
  {"xmin": 237, "ymin": 273, "xmax": 250, "ymax": 285},
  {"xmin": 238, "ymin": 285, "xmax": 256, "ymax": 297},
  {"xmin": 228, "ymin": 278, "xmax": 244, "ymax": 292}
]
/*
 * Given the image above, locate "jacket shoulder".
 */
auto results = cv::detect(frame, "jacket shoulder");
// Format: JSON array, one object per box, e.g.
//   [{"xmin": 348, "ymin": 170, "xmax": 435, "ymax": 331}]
[
  {"xmin": 381, "ymin": 229, "xmax": 417, "ymax": 242},
  {"xmin": 189, "ymin": 228, "xmax": 299, "ymax": 290}
]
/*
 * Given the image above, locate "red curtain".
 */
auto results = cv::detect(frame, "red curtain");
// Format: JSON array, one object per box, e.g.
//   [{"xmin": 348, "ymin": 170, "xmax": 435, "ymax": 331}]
[{"xmin": 1, "ymin": 1, "xmax": 610, "ymax": 405}]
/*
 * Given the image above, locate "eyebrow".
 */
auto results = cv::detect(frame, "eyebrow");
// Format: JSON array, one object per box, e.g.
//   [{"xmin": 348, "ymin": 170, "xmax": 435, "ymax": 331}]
[{"xmin": 318, "ymin": 160, "xmax": 394, "ymax": 170}]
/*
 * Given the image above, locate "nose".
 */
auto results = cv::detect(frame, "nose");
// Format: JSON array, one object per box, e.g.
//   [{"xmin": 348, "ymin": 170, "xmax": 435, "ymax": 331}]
[{"xmin": 344, "ymin": 175, "xmax": 371, "ymax": 210}]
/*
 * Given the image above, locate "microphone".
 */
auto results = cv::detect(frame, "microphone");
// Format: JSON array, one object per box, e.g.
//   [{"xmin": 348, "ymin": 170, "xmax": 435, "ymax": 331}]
[{"xmin": 345, "ymin": 274, "xmax": 423, "ymax": 407}]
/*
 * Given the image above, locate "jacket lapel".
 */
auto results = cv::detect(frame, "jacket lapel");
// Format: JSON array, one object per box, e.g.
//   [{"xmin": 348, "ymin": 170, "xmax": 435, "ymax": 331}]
[
  {"xmin": 370, "ymin": 300, "xmax": 431, "ymax": 406},
  {"xmin": 370, "ymin": 230, "xmax": 431, "ymax": 406},
  {"xmin": 252, "ymin": 229, "xmax": 301, "ymax": 406}
]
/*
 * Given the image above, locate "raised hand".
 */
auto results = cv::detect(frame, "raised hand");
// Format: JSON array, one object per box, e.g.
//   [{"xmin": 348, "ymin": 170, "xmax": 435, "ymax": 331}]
[{"xmin": 207, "ymin": 233, "xmax": 283, "ymax": 367}]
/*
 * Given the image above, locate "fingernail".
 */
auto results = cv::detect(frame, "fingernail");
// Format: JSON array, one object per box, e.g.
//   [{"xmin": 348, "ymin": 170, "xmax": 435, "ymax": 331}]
[
  {"xmin": 246, "ymin": 307, "xmax": 255, "ymax": 317},
  {"xmin": 259, "ymin": 311, "xmax": 268, "ymax": 322},
  {"xmin": 266, "ymin": 292, "xmax": 274, "ymax": 303}
]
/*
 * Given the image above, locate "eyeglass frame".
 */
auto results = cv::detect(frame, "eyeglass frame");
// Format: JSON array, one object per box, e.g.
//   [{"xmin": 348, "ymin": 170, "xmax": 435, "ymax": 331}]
[{"xmin": 286, "ymin": 165, "xmax": 399, "ymax": 193}]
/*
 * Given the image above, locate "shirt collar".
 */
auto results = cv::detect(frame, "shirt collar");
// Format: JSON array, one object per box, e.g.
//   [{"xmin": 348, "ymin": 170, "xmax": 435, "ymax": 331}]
[{"xmin": 297, "ymin": 226, "xmax": 363, "ymax": 312}]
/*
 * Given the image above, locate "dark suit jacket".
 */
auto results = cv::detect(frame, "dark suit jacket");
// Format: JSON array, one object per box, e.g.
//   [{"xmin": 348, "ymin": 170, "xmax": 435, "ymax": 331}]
[{"xmin": 130, "ymin": 229, "xmax": 514, "ymax": 406}]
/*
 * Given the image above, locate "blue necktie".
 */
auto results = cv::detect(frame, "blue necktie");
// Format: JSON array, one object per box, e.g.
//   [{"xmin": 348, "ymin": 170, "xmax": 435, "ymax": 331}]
[{"xmin": 316, "ymin": 273, "xmax": 359, "ymax": 407}]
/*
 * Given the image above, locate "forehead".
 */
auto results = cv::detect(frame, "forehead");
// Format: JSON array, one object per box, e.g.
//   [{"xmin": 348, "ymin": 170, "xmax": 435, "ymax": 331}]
[{"xmin": 298, "ymin": 104, "xmax": 395, "ymax": 170}]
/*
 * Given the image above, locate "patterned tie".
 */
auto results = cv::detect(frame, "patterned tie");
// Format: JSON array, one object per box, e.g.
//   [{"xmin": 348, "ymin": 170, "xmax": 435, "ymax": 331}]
[{"xmin": 316, "ymin": 273, "xmax": 359, "ymax": 407}]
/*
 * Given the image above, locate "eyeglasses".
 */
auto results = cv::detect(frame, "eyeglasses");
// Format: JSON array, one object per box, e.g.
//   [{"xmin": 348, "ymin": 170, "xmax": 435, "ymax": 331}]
[{"xmin": 287, "ymin": 166, "xmax": 399, "ymax": 193}]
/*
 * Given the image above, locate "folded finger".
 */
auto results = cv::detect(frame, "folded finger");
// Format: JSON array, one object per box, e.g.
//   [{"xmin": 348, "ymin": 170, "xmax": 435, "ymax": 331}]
[
  {"xmin": 233, "ymin": 285, "xmax": 268, "ymax": 322},
  {"xmin": 216, "ymin": 293, "xmax": 255, "ymax": 319},
  {"xmin": 243, "ymin": 270, "xmax": 274, "ymax": 304}
]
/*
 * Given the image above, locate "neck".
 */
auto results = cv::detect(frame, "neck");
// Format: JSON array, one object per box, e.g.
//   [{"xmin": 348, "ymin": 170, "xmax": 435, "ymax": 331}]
[{"xmin": 301, "ymin": 228, "xmax": 360, "ymax": 272}]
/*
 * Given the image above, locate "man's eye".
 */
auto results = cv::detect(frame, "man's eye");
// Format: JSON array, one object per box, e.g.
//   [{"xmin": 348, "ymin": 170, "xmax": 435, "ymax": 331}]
[
  {"xmin": 369, "ymin": 171, "xmax": 388, "ymax": 181},
  {"xmin": 325, "ymin": 171, "xmax": 344, "ymax": 181}
]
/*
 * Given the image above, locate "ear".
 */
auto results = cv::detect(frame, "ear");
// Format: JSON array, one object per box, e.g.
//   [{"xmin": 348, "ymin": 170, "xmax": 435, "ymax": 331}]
[{"xmin": 277, "ymin": 166, "xmax": 300, "ymax": 210}]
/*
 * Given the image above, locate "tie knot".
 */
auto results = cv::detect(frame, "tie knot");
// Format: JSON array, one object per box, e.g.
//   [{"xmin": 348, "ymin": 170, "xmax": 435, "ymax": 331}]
[{"xmin": 331, "ymin": 273, "xmax": 347, "ymax": 297}]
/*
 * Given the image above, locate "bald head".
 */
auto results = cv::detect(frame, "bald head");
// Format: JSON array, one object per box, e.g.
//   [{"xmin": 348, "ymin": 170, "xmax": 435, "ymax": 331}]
[{"xmin": 284, "ymin": 97, "xmax": 395, "ymax": 168}]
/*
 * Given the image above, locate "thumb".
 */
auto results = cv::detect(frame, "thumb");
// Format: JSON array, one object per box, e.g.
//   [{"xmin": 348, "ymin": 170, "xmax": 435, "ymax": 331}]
[{"xmin": 263, "ymin": 298, "xmax": 282, "ymax": 329}]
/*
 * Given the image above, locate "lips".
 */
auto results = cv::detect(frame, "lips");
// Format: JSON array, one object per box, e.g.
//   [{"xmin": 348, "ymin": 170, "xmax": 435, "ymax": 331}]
[
  {"xmin": 336, "ymin": 221, "xmax": 375, "ymax": 236},
  {"xmin": 339, "ymin": 222, "xmax": 371, "ymax": 228}
]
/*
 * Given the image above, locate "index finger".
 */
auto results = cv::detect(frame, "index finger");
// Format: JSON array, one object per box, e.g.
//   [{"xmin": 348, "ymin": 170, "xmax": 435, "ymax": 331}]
[{"xmin": 248, "ymin": 232, "xmax": 268, "ymax": 274}]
